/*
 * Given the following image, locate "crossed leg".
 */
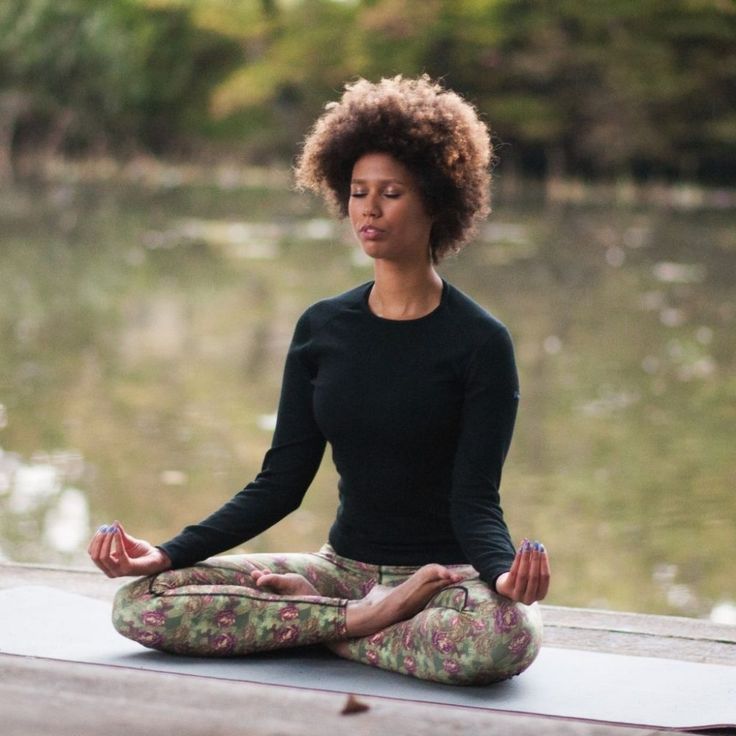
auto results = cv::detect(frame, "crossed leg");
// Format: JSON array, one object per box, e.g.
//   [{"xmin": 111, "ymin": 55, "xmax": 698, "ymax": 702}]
[
  {"xmin": 251, "ymin": 563, "xmax": 463, "ymax": 638},
  {"xmin": 111, "ymin": 547, "xmax": 542, "ymax": 684}
]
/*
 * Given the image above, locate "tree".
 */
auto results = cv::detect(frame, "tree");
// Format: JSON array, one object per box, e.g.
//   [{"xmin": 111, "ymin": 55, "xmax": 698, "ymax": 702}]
[
  {"xmin": 0, "ymin": 0, "xmax": 239, "ymax": 175},
  {"xmin": 1, "ymin": 0, "xmax": 734, "ymax": 181},
  {"xmin": 449, "ymin": 0, "xmax": 736, "ymax": 181}
]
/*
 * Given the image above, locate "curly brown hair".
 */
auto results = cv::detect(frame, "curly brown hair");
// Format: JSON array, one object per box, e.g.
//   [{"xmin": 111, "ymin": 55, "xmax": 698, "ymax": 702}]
[{"xmin": 294, "ymin": 75, "xmax": 492, "ymax": 263}]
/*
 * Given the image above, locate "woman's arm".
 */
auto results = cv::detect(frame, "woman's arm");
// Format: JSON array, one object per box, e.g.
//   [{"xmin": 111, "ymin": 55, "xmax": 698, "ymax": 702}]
[
  {"xmin": 450, "ymin": 323, "xmax": 551, "ymax": 602},
  {"xmin": 450, "ymin": 325, "xmax": 519, "ymax": 585}
]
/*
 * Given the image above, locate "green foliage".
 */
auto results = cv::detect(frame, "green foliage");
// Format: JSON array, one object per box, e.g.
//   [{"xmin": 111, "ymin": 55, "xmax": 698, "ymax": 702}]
[
  {"xmin": 0, "ymin": 0, "xmax": 240, "ymax": 154},
  {"xmin": 1, "ymin": 0, "xmax": 735, "ymax": 180}
]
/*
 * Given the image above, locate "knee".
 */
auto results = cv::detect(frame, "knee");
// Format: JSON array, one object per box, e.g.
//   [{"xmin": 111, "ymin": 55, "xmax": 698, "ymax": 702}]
[
  {"xmin": 420, "ymin": 601, "xmax": 543, "ymax": 685},
  {"xmin": 459, "ymin": 601, "xmax": 543, "ymax": 685},
  {"xmin": 112, "ymin": 574, "xmax": 153, "ymax": 613},
  {"xmin": 111, "ymin": 575, "xmax": 166, "ymax": 649}
]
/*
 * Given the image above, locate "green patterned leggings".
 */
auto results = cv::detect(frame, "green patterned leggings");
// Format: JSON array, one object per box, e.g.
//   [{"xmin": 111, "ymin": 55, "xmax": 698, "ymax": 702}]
[{"xmin": 112, "ymin": 544, "xmax": 542, "ymax": 685}]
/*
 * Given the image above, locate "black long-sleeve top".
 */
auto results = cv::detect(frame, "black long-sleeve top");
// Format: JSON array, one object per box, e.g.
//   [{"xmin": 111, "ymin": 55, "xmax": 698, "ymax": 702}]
[{"xmin": 159, "ymin": 280, "xmax": 519, "ymax": 586}]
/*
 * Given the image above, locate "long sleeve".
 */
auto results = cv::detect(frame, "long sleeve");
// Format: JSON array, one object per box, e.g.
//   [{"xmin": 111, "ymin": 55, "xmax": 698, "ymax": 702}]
[
  {"xmin": 450, "ymin": 325, "xmax": 519, "ymax": 587},
  {"xmin": 159, "ymin": 313, "xmax": 326, "ymax": 568}
]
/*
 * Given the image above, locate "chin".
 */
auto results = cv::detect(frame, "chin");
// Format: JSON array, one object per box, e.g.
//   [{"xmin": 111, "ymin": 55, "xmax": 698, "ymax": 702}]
[{"xmin": 360, "ymin": 244, "xmax": 383, "ymax": 259}]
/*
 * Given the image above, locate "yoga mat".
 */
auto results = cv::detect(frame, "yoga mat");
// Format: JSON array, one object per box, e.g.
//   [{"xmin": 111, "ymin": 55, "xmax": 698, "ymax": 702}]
[{"xmin": 1, "ymin": 585, "xmax": 734, "ymax": 731}]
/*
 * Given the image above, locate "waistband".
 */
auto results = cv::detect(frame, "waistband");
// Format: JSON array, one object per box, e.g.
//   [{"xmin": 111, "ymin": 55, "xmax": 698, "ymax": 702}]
[{"xmin": 314, "ymin": 543, "xmax": 478, "ymax": 580}]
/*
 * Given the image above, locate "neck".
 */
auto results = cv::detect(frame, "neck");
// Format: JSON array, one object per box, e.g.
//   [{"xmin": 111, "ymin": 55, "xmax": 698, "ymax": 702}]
[{"xmin": 369, "ymin": 261, "xmax": 443, "ymax": 320}]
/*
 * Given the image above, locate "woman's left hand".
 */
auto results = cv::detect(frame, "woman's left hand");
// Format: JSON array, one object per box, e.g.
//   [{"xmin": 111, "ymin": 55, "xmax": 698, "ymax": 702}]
[{"xmin": 495, "ymin": 539, "xmax": 550, "ymax": 604}]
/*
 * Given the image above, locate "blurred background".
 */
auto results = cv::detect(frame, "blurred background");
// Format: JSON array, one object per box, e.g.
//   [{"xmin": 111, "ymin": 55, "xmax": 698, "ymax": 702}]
[{"xmin": 0, "ymin": 0, "xmax": 734, "ymax": 622}]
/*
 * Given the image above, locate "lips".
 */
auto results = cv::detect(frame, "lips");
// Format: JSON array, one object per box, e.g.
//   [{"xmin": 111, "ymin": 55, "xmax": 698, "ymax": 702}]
[{"xmin": 360, "ymin": 224, "xmax": 384, "ymax": 240}]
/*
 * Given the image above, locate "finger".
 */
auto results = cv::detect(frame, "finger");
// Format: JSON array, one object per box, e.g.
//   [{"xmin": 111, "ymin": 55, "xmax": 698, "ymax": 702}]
[
  {"xmin": 98, "ymin": 526, "xmax": 119, "ymax": 574},
  {"xmin": 502, "ymin": 540, "xmax": 525, "ymax": 596},
  {"xmin": 87, "ymin": 525, "xmax": 107, "ymax": 557},
  {"xmin": 537, "ymin": 545, "xmax": 551, "ymax": 600},
  {"xmin": 113, "ymin": 520, "xmax": 126, "ymax": 540},
  {"xmin": 522, "ymin": 543, "xmax": 542, "ymax": 604},
  {"xmin": 115, "ymin": 521, "xmax": 136, "ymax": 554},
  {"xmin": 255, "ymin": 573, "xmax": 280, "ymax": 589},
  {"xmin": 513, "ymin": 541, "xmax": 532, "ymax": 600},
  {"xmin": 436, "ymin": 566, "xmax": 464, "ymax": 584},
  {"xmin": 251, "ymin": 568, "xmax": 271, "ymax": 582},
  {"xmin": 507, "ymin": 540, "xmax": 524, "ymax": 581},
  {"xmin": 117, "ymin": 521, "xmax": 142, "ymax": 551},
  {"xmin": 88, "ymin": 532, "xmax": 110, "ymax": 575},
  {"xmin": 90, "ymin": 526, "xmax": 116, "ymax": 576},
  {"xmin": 111, "ymin": 526, "xmax": 132, "ymax": 572}
]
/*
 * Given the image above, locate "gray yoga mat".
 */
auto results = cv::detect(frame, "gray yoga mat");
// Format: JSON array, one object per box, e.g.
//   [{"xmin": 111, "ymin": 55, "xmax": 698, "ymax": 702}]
[{"xmin": 1, "ymin": 585, "xmax": 734, "ymax": 731}]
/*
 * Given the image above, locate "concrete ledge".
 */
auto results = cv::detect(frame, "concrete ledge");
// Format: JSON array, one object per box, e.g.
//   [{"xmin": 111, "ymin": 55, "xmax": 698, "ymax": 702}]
[{"xmin": 3, "ymin": 653, "xmax": 679, "ymax": 736}]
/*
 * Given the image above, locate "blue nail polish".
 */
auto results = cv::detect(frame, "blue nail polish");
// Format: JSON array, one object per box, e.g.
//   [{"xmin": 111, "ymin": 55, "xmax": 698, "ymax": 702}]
[
  {"xmin": 539, "ymin": 543, "xmax": 546, "ymax": 553},
  {"xmin": 98, "ymin": 525, "xmax": 109, "ymax": 533}
]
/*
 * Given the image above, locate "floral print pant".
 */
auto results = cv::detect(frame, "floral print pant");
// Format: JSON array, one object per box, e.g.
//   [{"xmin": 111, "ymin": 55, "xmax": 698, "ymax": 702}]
[{"xmin": 113, "ymin": 544, "xmax": 542, "ymax": 685}]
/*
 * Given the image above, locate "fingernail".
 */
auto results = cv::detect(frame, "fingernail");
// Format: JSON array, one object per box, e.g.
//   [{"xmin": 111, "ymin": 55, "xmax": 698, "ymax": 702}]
[
  {"xmin": 539, "ymin": 543, "xmax": 546, "ymax": 553},
  {"xmin": 522, "ymin": 539, "xmax": 532, "ymax": 552},
  {"xmin": 533, "ymin": 541, "xmax": 541, "ymax": 551},
  {"xmin": 98, "ymin": 525, "xmax": 109, "ymax": 533}
]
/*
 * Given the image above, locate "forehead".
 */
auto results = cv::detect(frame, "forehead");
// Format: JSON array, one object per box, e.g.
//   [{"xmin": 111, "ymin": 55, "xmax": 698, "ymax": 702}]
[{"xmin": 350, "ymin": 152, "xmax": 414, "ymax": 183}]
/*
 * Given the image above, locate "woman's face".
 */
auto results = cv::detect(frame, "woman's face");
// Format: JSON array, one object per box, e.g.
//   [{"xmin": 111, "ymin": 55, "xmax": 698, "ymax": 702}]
[{"xmin": 348, "ymin": 153, "xmax": 433, "ymax": 264}]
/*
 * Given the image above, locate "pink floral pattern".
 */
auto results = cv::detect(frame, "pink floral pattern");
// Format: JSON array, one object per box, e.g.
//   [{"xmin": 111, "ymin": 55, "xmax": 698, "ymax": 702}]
[
  {"xmin": 112, "ymin": 545, "xmax": 542, "ymax": 685},
  {"xmin": 215, "ymin": 609, "xmax": 236, "ymax": 627},
  {"xmin": 443, "ymin": 659, "xmax": 461, "ymax": 675},
  {"xmin": 431, "ymin": 630, "xmax": 456, "ymax": 654},
  {"xmin": 276, "ymin": 626, "xmax": 299, "ymax": 644},
  {"xmin": 494, "ymin": 604, "xmax": 520, "ymax": 633},
  {"xmin": 141, "ymin": 610, "xmax": 166, "ymax": 627},
  {"xmin": 509, "ymin": 630, "xmax": 532, "ymax": 655},
  {"xmin": 278, "ymin": 605, "xmax": 299, "ymax": 621},
  {"xmin": 211, "ymin": 633, "xmax": 235, "ymax": 653},
  {"xmin": 366, "ymin": 650, "xmax": 379, "ymax": 665}
]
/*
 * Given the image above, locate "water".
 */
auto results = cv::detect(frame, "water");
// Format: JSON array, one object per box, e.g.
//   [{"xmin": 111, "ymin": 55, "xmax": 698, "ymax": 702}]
[{"xmin": 1, "ymin": 178, "xmax": 734, "ymax": 620}]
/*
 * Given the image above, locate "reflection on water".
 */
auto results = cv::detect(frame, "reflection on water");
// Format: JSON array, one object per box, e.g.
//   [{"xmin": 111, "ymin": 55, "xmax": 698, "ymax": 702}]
[
  {"xmin": 0, "ymin": 447, "xmax": 89, "ymax": 561},
  {"xmin": 0, "ymin": 180, "xmax": 734, "ymax": 621}
]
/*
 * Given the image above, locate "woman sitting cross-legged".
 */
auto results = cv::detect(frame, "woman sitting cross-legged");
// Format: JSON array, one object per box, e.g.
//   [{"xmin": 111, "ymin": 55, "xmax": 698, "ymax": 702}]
[{"xmin": 89, "ymin": 75, "xmax": 550, "ymax": 686}]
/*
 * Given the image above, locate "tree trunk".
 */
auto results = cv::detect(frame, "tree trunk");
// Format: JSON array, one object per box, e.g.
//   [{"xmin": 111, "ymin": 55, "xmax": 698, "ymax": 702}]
[{"xmin": 0, "ymin": 91, "xmax": 31, "ymax": 183}]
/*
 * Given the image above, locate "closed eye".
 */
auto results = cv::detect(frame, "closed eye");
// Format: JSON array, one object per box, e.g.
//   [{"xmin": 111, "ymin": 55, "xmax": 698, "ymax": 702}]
[{"xmin": 350, "ymin": 189, "xmax": 402, "ymax": 199}]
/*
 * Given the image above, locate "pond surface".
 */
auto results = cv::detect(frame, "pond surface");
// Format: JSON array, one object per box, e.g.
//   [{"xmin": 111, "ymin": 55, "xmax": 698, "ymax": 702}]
[{"xmin": 1, "ymin": 178, "xmax": 734, "ymax": 620}]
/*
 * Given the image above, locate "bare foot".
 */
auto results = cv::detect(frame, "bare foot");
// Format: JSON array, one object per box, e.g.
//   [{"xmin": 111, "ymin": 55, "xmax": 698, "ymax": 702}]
[
  {"xmin": 345, "ymin": 564, "xmax": 462, "ymax": 638},
  {"xmin": 251, "ymin": 568, "xmax": 320, "ymax": 596}
]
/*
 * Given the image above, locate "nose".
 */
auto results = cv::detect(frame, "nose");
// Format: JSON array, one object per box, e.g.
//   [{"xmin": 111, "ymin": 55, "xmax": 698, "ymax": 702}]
[{"xmin": 363, "ymin": 194, "xmax": 380, "ymax": 218}]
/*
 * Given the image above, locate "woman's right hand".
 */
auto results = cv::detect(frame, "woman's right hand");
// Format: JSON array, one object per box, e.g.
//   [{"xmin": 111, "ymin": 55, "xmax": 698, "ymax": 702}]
[{"xmin": 88, "ymin": 521, "xmax": 171, "ymax": 578}]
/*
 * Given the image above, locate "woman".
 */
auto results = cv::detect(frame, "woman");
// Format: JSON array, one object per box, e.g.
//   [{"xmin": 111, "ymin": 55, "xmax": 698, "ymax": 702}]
[{"xmin": 89, "ymin": 75, "xmax": 550, "ymax": 685}]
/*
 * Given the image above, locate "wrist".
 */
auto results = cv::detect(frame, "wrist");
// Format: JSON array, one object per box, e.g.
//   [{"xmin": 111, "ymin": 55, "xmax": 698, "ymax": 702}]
[
  {"xmin": 494, "ymin": 572, "xmax": 511, "ymax": 597},
  {"xmin": 154, "ymin": 547, "xmax": 172, "ymax": 571}
]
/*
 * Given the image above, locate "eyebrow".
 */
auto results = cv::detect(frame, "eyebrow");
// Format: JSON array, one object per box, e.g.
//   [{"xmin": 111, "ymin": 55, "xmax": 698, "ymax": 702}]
[{"xmin": 350, "ymin": 178, "xmax": 407, "ymax": 185}]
